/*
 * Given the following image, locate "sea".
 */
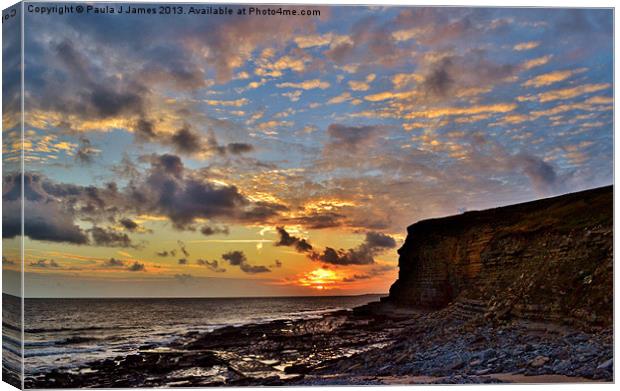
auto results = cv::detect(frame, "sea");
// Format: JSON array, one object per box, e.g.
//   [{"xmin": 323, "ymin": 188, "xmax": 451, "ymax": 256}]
[{"xmin": 2, "ymin": 294, "xmax": 383, "ymax": 377}]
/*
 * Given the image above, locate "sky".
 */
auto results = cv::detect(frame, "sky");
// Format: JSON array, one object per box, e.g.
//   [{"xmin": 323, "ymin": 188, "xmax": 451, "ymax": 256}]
[{"xmin": 1, "ymin": 3, "xmax": 613, "ymax": 297}]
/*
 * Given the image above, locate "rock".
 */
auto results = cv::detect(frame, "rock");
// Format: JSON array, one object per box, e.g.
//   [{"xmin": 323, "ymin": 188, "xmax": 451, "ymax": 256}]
[
  {"xmin": 258, "ymin": 359, "xmax": 281, "ymax": 366},
  {"xmin": 478, "ymin": 348, "xmax": 496, "ymax": 361},
  {"xmin": 529, "ymin": 356, "xmax": 550, "ymax": 367},
  {"xmin": 553, "ymin": 359, "xmax": 571, "ymax": 372},
  {"xmin": 596, "ymin": 358, "xmax": 613, "ymax": 370},
  {"xmin": 284, "ymin": 364, "xmax": 311, "ymax": 374}
]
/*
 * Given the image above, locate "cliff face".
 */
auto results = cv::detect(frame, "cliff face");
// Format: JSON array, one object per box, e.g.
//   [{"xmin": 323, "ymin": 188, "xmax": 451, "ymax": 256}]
[{"xmin": 387, "ymin": 186, "xmax": 613, "ymax": 327}]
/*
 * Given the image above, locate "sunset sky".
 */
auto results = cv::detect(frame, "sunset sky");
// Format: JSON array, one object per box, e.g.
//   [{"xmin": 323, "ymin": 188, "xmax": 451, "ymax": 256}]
[{"xmin": 2, "ymin": 4, "xmax": 613, "ymax": 297}]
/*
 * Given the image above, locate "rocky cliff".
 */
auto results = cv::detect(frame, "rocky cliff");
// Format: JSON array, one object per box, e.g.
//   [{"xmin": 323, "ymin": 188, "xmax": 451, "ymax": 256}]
[{"xmin": 386, "ymin": 186, "xmax": 613, "ymax": 328}]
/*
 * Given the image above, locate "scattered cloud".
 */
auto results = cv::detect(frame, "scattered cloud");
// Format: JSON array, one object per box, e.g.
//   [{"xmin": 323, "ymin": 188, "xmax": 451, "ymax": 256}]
[
  {"xmin": 277, "ymin": 79, "xmax": 331, "ymax": 90},
  {"xmin": 102, "ymin": 258, "xmax": 125, "ymax": 268},
  {"xmin": 29, "ymin": 259, "xmax": 60, "ymax": 268},
  {"xmin": 196, "ymin": 259, "xmax": 227, "ymax": 273},
  {"xmin": 222, "ymin": 250, "xmax": 270, "ymax": 274},
  {"xmin": 274, "ymin": 227, "xmax": 313, "ymax": 252},
  {"xmin": 127, "ymin": 262, "xmax": 146, "ymax": 272},
  {"xmin": 309, "ymin": 231, "xmax": 397, "ymax": 266},
  {"xmin": 513, "ymin": 41, "xmax": 540, "ymax": 51}
]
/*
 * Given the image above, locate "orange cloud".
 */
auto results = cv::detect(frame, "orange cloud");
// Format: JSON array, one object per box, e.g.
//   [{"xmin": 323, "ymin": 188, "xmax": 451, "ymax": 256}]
[
  {"xmin": 522, "ymin": 68, "xmax": 586, "ymax": 88},
  {"xmin": 513, "ymin": 41, "xmax": 540, "ymax": 51},
  {"xmin": 521, "ymin": 55, "xmax": 553, "ymax": 70},
  {"xmin": 537, "ymin": 83, "xmax": 611, "ymax": 103}
]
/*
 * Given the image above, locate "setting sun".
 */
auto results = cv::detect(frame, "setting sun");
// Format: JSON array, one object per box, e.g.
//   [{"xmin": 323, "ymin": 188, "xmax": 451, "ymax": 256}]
[{"xmin": 298, "ymin": 268, "xmax": 341, "ymax": 290}]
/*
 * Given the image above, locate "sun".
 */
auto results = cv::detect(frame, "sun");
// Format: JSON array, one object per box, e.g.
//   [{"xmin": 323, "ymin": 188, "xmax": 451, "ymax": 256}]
[{"xmin": 298, "ymin": 268, "xmax": 341, "ymax": 290}]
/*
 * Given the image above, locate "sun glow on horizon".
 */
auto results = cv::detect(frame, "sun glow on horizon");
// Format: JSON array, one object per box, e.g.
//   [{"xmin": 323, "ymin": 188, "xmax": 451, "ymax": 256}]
[{"xmin": 298, "ymin": 268, "xmax": 341, "ymax": 290}]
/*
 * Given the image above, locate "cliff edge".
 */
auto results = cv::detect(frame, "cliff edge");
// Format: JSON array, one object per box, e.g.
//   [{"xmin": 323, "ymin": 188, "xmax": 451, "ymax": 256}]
[{"xmin": 386, "ymin": 186, "xmax": 613, "ymax": 328}]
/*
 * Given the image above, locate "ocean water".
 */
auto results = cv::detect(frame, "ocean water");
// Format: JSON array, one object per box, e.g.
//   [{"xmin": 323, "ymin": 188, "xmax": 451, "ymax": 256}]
[{"xmin": 5, "ymin": 294, "xmax": 383, "ymax": 376}]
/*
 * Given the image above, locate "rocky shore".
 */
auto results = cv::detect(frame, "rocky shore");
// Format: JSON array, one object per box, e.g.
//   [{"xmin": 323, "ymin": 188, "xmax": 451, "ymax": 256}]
[{"xmin": 25, "ymin": 300, "xmax": 613, "ymax": 388}]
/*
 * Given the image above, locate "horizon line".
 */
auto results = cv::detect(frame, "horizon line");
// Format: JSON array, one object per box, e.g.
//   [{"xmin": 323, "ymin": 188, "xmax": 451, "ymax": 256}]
[{"xmin": 3, "ymin": 292, "xmax": 388, "ymax": 300}]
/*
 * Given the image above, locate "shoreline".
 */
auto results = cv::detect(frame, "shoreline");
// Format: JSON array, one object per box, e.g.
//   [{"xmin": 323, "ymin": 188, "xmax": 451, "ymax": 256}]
[{"xmin": 24, "ymin": 301, "xmax": 613, "ymax": 387}]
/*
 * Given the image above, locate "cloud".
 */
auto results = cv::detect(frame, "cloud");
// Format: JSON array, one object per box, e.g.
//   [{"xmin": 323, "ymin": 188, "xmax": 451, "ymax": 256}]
[
  {"xmin": 89, "ymin": 226, "xmax": 135, "ymax": 248},
  {"xmin": 309, "ymin": 231, "xmax": 396, "ymax": 266},
  {"xmin": 170, "ymin": 126, "xmax": 203, "ymax": 154},
  {"xmin": 221, "ymin": 250, "xmax": 270, "ymax": 274},
  {"xmin": 294, "ymin": 33, "xmax": 349, "ymax": 48},
  {"xmin": 324, "ymin": 124, "xmax": 387, "ymax": 154},
  {"xmin": 127, "ymin": 262, "xmax": 146, "ymax": 272},
  {"xmin": 365, "ymin": 231, "xmax": 398, "ymax": 248},
  {"xmin": 226, "ymin": 143, "xmax": 254, "ymax": 154},
  {"xmin": 74, "ymin": 137, "xmax": 100, "ymax": 164},
  {"xmin": 221, "ymin": 250, "xmax": 246, "ymax": 266},
  {"xmin": 403, "ymin": 103, "xmax": 516, "ymax": 120},
  {"xmin": 324, "ymin": 15, "xmax": 402, "ymax": 67},
  {"xmin": 178, "ymin": 258, "xmax": 188, "ymax": 265},
  {"xmin": 418, "ymin": 52, "xmax": 516, "ymax": 99},
  {"xmin": 2, "ymin": 173, "xmax": 89, "ymax": 245},
  {"xmin": 204, "ymin": 98, "xmax": 248, "ymax": 107},
  {"xmin": 156, "ymin": 127, "xmax": 254, "ymax": 158},
  {"xmin": 282, "ymin": 90, "xmax": 303, "ymax": 102},
  {"xmin": 156, "ymin": 250, "xmax": 176, "ymax": 257},
  {"xmin": 521, "ymin": 55, "xmax": 553, "ymax": 70},
  {"xmin": 342, "ymin": 264, "xmax": 396, "ymax": 282},
  {"xmin": 283, "ymin": 212, "xmax": 346, "ymax": 229},
  {"xmin": 513, "ymin": 41, "xmax": 540, "ymax": 51},
  {"xmin": 512, "ymin": 153, "xmax": 559, "ymax": 194},
  {"xmin": 119, "ymin": 218, "xmax": 139, "ymax": 231},
  {"xmin": 38, "ymin": 40, "xmax": 146, "ymax": 120},
  {"xmin": 29, "ymin": 259, "xmax": 60, "ymax": 268},
  {"xmin": 274, "ymin": 227, "xmax": 313, "ymax": 252},
  {"xmin": 102, "ymin": 258, "xmax": 125, "ymax": 267},
  {"xmin": 423, "ymin": 57, "xmax": 455, "ymax": 97},
  {"xmin": 240, "ymin": 263, "xmax": 271, "ymax": 274},
  {"xmin": 177, "ymin": 240, "xmax": 190, "ymax": 257},
  {"xmin": 535, "ymin": 83, "xmax": 610, "ymax": 103},
  {"xmin": 200, "ymin": 225, "xmax": 230, "ymax": 236},
  {"xmin": 328, "ymin": 92, "xmax": 352, "ymax": 104},
  {"xmin": 522, "ymin": 69, "xmax": 585, "ymax": 88},
  {"xmin": 391, "ymin": 73, "xmax": 424, "ymax": 89},
  {"xmin": 348, "ymin": 74, "xmax": 376, "ymax": 91},
  {"xmin": 196, "ymin": 259, "xmax": 226, "ymax": 273},
  {"xmin": 276, "ymin": 79, "xmax": 330, "ymax": 90},
  {"xmin": 133, "ymin": 118, "xmax": 158, "ymax": 141},
  {"xmin": 129, "ymin": 154, "xmax": 284, "ymax": 228}
]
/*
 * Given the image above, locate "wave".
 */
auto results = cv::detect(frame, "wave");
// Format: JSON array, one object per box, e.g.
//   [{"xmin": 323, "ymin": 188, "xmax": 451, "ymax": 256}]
[
  {"xmin": 2, "ymin": 321, "xmax": 21, "ymax": 332},
  {"xmin": 24, "ymin": 336, "xmax": 103, "ymax": 348},
  {"xmin": 25, "ymin": 325, "xmax": 137, "ymax": 334},
  {"xmin": 24, "ymin": 346, "xmax": 104, "ymax": 358}
]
